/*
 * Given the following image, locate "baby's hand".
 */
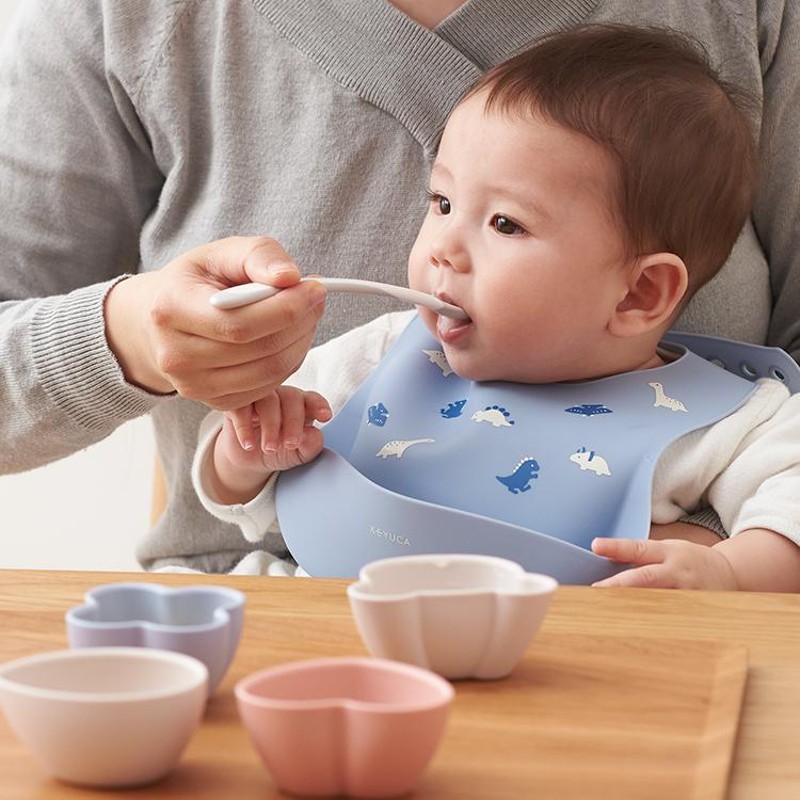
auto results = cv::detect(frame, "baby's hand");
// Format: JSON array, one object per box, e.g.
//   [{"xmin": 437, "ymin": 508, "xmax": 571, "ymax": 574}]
[
  {"xmin": 591, "ymin": 538, "xmax": 738, "ymax": 590},
  {"xmin": 211, "ymin": 387, "xmax": 332, "ymax": 505},
  {"xmin": 224, "ymin": 386, "xmax": 332, "ymax": 471}
]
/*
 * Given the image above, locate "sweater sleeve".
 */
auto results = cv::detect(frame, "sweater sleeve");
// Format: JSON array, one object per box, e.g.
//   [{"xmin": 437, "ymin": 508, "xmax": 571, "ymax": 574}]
[
  {"xmin": 757, "ymin": 1, "xmax": 800, "ymax": 362},
  {"xmin": 0, "ymin": 0, "xmax": 166, "ymax": 472}
]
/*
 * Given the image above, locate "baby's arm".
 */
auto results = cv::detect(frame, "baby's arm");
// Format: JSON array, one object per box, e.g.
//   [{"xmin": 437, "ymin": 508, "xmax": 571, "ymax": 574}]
[
  {"xmin": 594, "ymin": 381, "xmax": 800, "ymax": 591},
  {"xmin": 210, "ymin": 386, "xmax": 331, "ymax": 505},
  {"xmin": 591, "ymin": 530, "xmax": 800, "ymax": 591},
  {"xmin": 714, "ymin": 528, "xmax": 800, "ymax": 592}
]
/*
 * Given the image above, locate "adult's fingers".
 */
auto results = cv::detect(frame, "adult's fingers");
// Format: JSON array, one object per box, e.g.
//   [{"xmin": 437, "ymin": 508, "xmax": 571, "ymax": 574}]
[
  {"xmin": 105, "ymin": 237, "xmax": 324, "ymax": 397},
  {"xmin": 153, "ymin": 274, "xmax": 327, "ymax": 345},
  {"xmin": 151, "ymin": 236, "xmax": 327, "ymax": 341},
  {"xmin": 198, "ymin": 236, "xmax": 303, "ymax": 290},
  {"xmin": 155, "ymin": 311, "xmax": 320, "ymax": 383}
]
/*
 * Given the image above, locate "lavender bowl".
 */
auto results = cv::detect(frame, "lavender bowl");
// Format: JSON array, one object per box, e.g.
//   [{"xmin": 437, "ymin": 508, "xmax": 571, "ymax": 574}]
[{"xmin": 65, "ymin": 582, "xmax": 244, "ymax": 694}]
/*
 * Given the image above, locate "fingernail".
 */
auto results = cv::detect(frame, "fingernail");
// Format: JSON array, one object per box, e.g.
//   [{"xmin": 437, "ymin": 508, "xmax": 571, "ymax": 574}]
[
  {"xmin": 306, "ymin": 285, "xmax": 327, "ymax": 309},
  {"xmin": 269, "ymin": 261, "xmax": 296, "ymax": 276},
  {"xmin": 283, "ymin": 438, "xmax": 299, "ymax": 450},
  {"xmin": 262, "ymin": 442, "xmax": 278, "ymax": 453}
]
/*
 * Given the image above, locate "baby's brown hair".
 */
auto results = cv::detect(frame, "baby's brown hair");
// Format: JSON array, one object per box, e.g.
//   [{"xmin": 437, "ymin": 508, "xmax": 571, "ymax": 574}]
[{"xmin": 469, "ymin": 24, "xmax": 758, "ymax": 296}]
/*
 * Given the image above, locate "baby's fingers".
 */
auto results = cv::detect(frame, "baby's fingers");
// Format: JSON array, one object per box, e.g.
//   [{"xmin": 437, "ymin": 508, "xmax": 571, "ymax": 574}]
[
  {"xmin": 252, "ymin": 393, "xmax": 281, "ymax": 452},
  {"xmin": 591, "ymin": 537, "xmax": 665, "ymax": 565},
  {"xmin": 268, "ymin": 387, "xmax": 329, "ymax": 452},
  {"xmin": 276, "ymin": 389, "xmax": 310, "ymax": 451},
  {"xmin": 592, "ymin": 538, "xmax": 669, "ymax": 588},
  {"xmin": 593, "ymin": 565, "xmax": 669, "ymax": 589},
  {"xmin": 302, "ymin": 390, "xmax": 332, "ymax": 426},
  {"xmin": 228, "ymin": 404, "xmax": 258, "ymax": 451}
]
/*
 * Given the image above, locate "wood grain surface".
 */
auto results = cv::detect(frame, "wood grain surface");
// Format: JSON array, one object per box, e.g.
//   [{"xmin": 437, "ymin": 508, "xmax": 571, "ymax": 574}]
[{"xmin": 1, "ymin": 571, "xmax": 799, "ymax": 799}]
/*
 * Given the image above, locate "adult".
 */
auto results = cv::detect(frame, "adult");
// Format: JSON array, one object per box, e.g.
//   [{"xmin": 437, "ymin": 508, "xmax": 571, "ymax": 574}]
[{"xmin": 0, "ymin": 0, "xmax": 797, "ymax": 573}]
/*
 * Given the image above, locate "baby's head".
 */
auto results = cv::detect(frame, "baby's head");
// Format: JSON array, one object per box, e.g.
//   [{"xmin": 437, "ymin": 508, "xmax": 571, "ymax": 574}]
[{"xmin": 409, "ymin": 24, "xmax": 758, "ymax": 383}]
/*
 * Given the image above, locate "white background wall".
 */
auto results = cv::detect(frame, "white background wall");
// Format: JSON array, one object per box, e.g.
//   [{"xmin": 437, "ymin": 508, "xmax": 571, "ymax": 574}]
[{"xmin": 0, "ymin": 0, "xmax": 152, "ymax": 571}]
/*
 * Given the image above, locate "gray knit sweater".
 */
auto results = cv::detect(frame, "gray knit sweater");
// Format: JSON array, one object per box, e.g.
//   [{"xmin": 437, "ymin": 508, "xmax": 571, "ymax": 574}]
[{"xmin": 1, "ymin": 0, "xmax": 797, "ymax": 571}]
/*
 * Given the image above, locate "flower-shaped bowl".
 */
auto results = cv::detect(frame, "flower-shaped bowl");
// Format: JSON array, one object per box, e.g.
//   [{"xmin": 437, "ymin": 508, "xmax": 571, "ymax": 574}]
[
  {"xmin": 0, "ymin": 647, "xmax": 207, "ymax": 787},
  {"xmin": 65, "ymin": 582, "xmax": 244, "ymax": 694},
  {"xmin": 235, "ymin": 656, "xmax": 453, "ymax": 798},
  {"xmin": 347, "ymin": 554, "xmax": 557, "ymax": 680}
]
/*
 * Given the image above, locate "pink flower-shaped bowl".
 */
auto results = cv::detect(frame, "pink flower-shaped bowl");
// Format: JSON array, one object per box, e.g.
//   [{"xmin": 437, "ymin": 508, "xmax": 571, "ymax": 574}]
[
  {"xmin": 0, "ymin": 647, "xmax": 207, "ymax": 787},
  {"xmin": 348, "ymin": 554, "xmax": 558, "ymax": 680},
  {"xmin": 235, "ymin": 656, "xmax": 453, "ymax": 798}
]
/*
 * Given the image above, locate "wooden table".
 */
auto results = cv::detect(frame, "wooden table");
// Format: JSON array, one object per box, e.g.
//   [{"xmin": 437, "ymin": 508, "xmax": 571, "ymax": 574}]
[{"xmin": 1, "ymin": 571, "xmax": 799, "ymax": 799}]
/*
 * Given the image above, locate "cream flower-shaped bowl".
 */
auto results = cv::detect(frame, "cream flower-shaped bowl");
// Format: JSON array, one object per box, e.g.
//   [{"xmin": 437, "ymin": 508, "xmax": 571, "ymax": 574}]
[{"xmin": 347, "ymin": 554, "xmax": 557, "ymax": 680}]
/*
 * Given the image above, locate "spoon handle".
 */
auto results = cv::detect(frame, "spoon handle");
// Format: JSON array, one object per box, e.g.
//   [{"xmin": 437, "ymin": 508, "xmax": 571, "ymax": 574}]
[{"xmin": 210, "ymin": 278, "xmax": 468, "ymax": 321}]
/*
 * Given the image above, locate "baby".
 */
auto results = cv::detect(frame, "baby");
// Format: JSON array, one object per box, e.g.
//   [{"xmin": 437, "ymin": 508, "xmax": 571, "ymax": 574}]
[{"xmin": 194, "ymin": 24, "xmax": 800, "ymax": 590}]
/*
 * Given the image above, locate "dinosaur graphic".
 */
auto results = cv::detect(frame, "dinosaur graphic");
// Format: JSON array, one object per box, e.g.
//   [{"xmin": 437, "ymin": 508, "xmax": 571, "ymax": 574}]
[
  {"xmin": 367, "ymin": 402, "xmax": 390, "ymax": 427},
  {"xmin": 564, "ymin": 403, "xmax": 613, "ymax": 417},
  {"xmin": 569, "ymin": 447, "xmax": 611, "ymax": 476},
  {"xmin": 440, "ymin": 399, "xmax": 467, "ymax": 419},
  {"xmin": 496, "ymin": 457, "xmax": 540, "ymax": 494},
  {"xmin": 471, "ymin": 405, "xmax": 515, "ymax": 427},
  {"xmin": 422, "ymin": 349, "xmax": 454, "ymax": 377},
  {"xmin": 375, "ymin": 438, "xmax": 435, "ymax": 459},
  {"xmin": 648, "ymin": 382, "xmax": 688, "ymax": 412}
]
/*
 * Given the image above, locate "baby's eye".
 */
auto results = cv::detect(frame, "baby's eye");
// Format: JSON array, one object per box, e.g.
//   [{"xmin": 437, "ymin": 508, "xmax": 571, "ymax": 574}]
[
  {"xmin": 426, "ymin": 190, "xmax": 451, "ymax": 215},
  {"xmin": 491, "ymin": 214, "xmax": 524, "ymax": 235}
]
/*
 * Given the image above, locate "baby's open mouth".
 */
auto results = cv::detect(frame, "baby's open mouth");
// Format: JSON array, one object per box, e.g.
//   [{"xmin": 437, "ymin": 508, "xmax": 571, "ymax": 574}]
[
  {"xmin": 434, "ymin": 292, "xmax": 469, "ymax": 320},
  {"xmin": 436, "ymin": 311, "xmax": 472, "ymax": 339}
]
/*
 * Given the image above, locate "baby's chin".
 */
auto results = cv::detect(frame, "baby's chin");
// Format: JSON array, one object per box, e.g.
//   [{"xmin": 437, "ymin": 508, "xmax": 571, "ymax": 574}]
[
  {"xmin": 444, "ymin": 349, "xmax": 555, "ymax": 384},
  {"xmin": 440, "ymin": 348, "xmax": 500, "ymax": 382}
]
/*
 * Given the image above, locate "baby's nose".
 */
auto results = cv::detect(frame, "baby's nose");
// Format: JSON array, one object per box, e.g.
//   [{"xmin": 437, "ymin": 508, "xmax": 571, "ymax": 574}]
[{"xmin": 428, "ymin": 235, "xmax": 469, "ymax": 272}]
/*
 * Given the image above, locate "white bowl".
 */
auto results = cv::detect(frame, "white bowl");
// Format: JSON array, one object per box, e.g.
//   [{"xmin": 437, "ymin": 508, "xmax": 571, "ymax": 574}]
[
  {"xmin": 0, "ymin": 647, "xmax": 208, "ymax": 787},
  {"xmin": 348, "ymin": 554, "xmax": 557, "ymax": 679}
]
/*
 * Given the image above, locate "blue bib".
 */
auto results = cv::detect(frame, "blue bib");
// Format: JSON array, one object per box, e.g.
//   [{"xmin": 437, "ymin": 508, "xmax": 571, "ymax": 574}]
[{"xmin": 277, "ymin": 317, "xmax": 798, "ymax": 582}]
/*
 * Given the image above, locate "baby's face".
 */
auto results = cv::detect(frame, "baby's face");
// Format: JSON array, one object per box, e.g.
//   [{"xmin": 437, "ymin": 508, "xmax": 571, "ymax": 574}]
[{"xmin": 408, "ymin": 90, "xmax": 634, "ymax": 383}]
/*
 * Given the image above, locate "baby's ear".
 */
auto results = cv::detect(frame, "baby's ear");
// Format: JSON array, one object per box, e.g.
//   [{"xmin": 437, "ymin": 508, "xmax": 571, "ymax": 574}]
[{"xmin": 608, "ymin": 253, "xmax": 688, "ymax": 338}]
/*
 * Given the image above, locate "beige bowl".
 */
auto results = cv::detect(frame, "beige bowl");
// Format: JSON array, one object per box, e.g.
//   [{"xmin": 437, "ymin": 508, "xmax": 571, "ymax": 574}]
[
  {"xmin": 0, "ymin": 647, "xmax": 208, "ymax": 787},
  {"xmin": 348, "ymin": 554, "xmax": 557, "ymax": 679}
]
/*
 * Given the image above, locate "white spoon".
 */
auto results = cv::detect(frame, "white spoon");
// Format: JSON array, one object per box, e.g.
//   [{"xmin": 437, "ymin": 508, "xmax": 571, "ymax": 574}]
[{"xmin": 210, "ymin": 277, "xmax": 469, "ymax": 320}]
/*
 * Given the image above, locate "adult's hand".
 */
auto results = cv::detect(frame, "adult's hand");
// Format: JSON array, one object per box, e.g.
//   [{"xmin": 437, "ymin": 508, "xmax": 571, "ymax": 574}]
[{"xmin": 104, "ymin": 237, "xmax": 327, "ymax": 409}]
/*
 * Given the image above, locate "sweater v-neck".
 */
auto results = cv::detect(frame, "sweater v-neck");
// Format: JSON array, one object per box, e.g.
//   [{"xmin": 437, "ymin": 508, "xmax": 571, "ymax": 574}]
[{"xmin": 252, "ymin": 0, "xmax": 599, "ymax": 152}]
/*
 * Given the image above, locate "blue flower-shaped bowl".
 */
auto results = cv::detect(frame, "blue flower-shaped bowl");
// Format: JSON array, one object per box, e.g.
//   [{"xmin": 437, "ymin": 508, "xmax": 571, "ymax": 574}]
[{"xmin": 65, "ymin": 583, "xmax": 245, "ymax": 694}]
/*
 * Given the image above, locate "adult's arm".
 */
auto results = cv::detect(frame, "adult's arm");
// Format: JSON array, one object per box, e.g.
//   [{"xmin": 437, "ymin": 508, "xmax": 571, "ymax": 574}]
[
  {"xmin": 0, "ymin": 2, "xmax": 324, "ymax": 473},
  {"xmin": 0, "ymin": 0, "xmax": 164, "ymax": 471}
]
